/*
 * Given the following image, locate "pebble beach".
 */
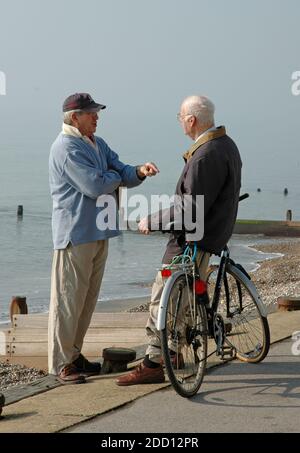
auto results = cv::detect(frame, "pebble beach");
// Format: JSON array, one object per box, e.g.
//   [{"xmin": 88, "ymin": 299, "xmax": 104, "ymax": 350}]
[
  {"xmin": 250, "ymin": 239, "xmax": 300, "ymax": 309},
  {"xmin": 1, "ymin": 238, "xmax": 300, "ymax": 391},
  {"xmin": 129, "ymin": 238, "xmax": 300, "ymax": 314},
  {"xmin": 0, "ymin": 362, "xmax": 45, "ymax": 391}
]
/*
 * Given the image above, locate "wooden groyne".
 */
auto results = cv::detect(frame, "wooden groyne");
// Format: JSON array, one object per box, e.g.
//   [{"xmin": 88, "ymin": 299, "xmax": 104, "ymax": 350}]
[
  {"xmin": 234, "ymin": 219, "xmax": 300, "ymax": 237},
  {"xmin": 0, "ymin": 312, "xmax": 148, "ymax": 371}
]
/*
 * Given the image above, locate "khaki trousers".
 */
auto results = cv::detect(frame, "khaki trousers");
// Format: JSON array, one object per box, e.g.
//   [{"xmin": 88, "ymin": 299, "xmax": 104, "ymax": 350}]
[
  {"xmin": 48, "ymin": 240, "xmax": 108, "ymax": 374},
  {"xmin": 146, "ymin": 251, "xmax": 210, "ymax": 363}
]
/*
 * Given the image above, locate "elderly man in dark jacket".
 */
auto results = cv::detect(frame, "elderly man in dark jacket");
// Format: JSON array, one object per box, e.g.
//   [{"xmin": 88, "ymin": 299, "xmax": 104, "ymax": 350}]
[{"xmin": 117, "ymin": 95, "xmax": 242, "ymax": 386}]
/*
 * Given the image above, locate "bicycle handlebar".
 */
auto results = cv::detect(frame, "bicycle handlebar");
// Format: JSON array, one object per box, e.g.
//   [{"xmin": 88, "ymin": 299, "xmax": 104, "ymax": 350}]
[{"xmin": 239, "ymin": 193, "xmax": 249, "ymax": 202}]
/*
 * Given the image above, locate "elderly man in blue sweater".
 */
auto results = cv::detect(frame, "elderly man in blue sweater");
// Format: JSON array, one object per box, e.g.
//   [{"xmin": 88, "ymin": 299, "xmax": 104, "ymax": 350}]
[{"xmin": 49, "ymin": 93, "xmax": 158, "ymax": 384}]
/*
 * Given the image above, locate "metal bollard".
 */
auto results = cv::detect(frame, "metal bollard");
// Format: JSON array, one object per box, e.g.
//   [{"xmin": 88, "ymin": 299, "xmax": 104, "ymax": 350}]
[{"xmin": 101, "ymin": 348, "xmax": 136, "ymax": 374}]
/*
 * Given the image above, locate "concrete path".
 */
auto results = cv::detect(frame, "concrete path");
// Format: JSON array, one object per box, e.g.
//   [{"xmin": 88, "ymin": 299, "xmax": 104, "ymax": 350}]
[
  {"xmin": 1, "ymin": 310, "xmax": 300, "ymax": 433},
  {"xmin": 66, "ymin": 338, "xmax": 300, "ymax": 433}
]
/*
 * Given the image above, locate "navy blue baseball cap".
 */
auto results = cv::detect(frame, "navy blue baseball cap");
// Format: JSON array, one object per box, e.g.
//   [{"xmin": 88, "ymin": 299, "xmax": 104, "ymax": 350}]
[{"xmin": 63, "ymin": 93, "xmax": 106, "ymax": 112}]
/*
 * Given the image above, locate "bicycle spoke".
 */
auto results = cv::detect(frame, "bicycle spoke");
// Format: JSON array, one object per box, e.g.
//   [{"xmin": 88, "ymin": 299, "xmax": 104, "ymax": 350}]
[{"xmin": 207, "ymin": 265, "xmax": 270, "ymax": 363}]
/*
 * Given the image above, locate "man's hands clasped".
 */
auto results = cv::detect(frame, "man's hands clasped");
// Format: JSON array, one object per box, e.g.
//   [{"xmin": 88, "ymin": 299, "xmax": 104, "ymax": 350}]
[{"xmin": 137, "ymin": 162, "xmax": 159, "ymax": 179}]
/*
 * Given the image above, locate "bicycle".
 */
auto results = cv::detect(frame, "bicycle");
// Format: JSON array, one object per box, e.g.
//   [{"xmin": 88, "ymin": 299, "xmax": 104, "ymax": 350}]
[{"xmin": 156, "ymin": 194, "xmax": 270, "ymax": 398}]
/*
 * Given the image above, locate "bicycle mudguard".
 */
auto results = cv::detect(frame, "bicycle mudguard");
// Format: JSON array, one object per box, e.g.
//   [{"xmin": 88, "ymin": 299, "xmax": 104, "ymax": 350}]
[
  {"xmin": 226, "ymin": 262, "xmax": 268, "ymax": 317},
  {"xmin": 229, "ymin": 260, "xmax": 251, "ymax": 280},
  {"xmin": 156, "ymin": 270, "xmax": 187, "ymax": 331}
]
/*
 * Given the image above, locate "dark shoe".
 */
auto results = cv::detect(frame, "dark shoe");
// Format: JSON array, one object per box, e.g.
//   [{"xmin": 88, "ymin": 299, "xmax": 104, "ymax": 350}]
[
  {"xmin": 116, "ymin": 363, "xmax": 165, "ymax": 386},
  {"xmin": 58, "ymin": 364, "xmax": 86, "ymax": 385},
  {"xmin": 161, "ymin": 352, "xmax": 185, "ymax": 370},
  {"xmin": 72, "ymin": 353, "xmax": 101, "ymax": 376}
]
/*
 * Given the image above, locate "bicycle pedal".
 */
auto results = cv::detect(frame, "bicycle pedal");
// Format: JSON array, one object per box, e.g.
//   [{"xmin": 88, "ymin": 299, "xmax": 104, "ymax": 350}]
[{"xmin": 220, "ymin": 346, "xmax": 236, "ymax": 360}]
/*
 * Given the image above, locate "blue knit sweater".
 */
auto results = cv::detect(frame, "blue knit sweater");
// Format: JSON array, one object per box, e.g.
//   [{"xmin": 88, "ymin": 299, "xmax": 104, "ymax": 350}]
[{"xmin": 49, "ymin": 133, "xmax": 142, "ymax": 249}]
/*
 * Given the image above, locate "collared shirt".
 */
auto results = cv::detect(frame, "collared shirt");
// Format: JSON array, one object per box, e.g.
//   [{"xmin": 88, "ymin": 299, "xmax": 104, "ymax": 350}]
[
  {"xmin": 194, "ymin": 126, "xmax": 217, "ymax": 143},
  {"xmin": 62, "ymin": 123, "xmax": 98, "ymax": 150},
  {"xmin": 49, "ymin": 128, "xmax": 143, "ymax": 249}
]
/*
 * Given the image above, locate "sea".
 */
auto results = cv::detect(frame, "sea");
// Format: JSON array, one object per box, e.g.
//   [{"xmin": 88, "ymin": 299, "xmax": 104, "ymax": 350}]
[{"xmin": 0, "ymin": 141, "xmax": 299, "ymax": 323}]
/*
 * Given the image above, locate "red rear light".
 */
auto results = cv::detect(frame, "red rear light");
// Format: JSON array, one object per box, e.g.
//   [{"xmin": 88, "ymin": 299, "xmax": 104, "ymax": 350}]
[
  {"xmin": 161, "ymin": 269, "xmax": 172, "ymax": 278},
  {"xmin": 195, "ymin": 279, "xmax": 207, "ymax": 295}
]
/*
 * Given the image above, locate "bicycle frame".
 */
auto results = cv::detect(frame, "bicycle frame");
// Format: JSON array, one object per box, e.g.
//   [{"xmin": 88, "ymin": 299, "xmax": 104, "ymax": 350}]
[
  {"xmin": 157, "ymin": 194, "xmax": 270, "ymax": 397},
  {"xmin": 157, "ymin": 244, "xmax": 267, "ymax": 332},
  {"xmin": 156, "ymin": 268, "xmax": 193, "ymax": 331},
  {"xmin": 210, "ymin": 246, "xmax": 230, "ymax": 314},
  {"xmin": 223, "ymin": 262, "xmax": 267, "ymax": 318},
  {"xmin": 209, "ymin": 247, "xmax": 267, "ymax": 319}
]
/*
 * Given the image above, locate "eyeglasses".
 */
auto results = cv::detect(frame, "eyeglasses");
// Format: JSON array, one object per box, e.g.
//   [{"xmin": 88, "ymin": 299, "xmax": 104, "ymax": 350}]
[
  {"xmin": 176, "ymin": 113, "xmax": 193, "ymax": 122},
  {"xmin": 176, "ymin": 110, "xmax": 202, "ymax": 121}
]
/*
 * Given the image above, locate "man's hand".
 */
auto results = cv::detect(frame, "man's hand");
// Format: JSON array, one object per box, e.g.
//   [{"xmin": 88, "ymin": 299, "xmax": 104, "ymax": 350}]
[
  {"xmin": 138, "ymin": 217, "xmax": 150, "ymax": 235},
  {"xmin": 137, "ymin": 162, "xmax": 159, "ymax": 179}
]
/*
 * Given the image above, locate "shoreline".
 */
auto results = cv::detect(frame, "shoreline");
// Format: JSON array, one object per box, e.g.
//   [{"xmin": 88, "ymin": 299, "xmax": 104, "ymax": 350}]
[
  {"xmin": 1, "ymin": 237, "xmax": 297, "ymax": 323},
  {"xmin": 95, "ymin": 295, "xmax": 150, "ymax": 314},
  {"xmin": 128, "ymin": 237, "xmax": 300, "ymax": 313}
]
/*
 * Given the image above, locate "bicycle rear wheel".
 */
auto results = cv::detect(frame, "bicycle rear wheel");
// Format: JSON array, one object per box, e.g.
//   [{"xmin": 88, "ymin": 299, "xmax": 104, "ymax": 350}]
[
  {"xmin": 207, "ymin": 264, "xmax": 270, "ymax": 363},
  {"xmin": 160, "ymin": 273, "xmax": 208, "ymax": 398}
]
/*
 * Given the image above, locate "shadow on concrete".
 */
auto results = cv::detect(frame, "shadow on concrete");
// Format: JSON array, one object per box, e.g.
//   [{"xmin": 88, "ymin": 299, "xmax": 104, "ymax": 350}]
[
  {"xmin": 194, "ymin": 379, "xmax": 300, "ymax": 408},
  {"xmin": 190, "ymin": 360, "xmax": 300, "ymax": 408},
  {"xmin": 0, "ymin": 411, "xmax": 38, "ymax": 422},
  {"xmin": 206, "ymin": 360, "xmax": 300, "ymax": 376}
]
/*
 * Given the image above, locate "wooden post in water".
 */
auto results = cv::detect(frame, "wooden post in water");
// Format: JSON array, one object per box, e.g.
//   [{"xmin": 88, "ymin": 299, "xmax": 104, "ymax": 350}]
[
  {"xmin": 17, "ymin": 205, "xmax": 23, "ymax": 218},
  {"xmin": 10, "ymin": 296, "xmax": 28, "ymax": 324},
  {"xmin": 286, "ymin": 210, "xmax": 292, "ymax": 221}
]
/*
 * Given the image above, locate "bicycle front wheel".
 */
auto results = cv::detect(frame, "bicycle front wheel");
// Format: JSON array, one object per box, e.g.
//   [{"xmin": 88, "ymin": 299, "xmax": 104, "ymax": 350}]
[
  {"xmin": 160, "ymin": 273, "xmax": 208, "ymax": 398},
  {"xmin": 207, "ymin": 263, "xmax": 270, "ymax": 363}
]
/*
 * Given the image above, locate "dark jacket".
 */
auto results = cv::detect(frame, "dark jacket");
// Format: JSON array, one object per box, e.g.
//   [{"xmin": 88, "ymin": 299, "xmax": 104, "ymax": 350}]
[{"xmin": 149, "ymin": 126, "xmax": 242, "ymax": 263}]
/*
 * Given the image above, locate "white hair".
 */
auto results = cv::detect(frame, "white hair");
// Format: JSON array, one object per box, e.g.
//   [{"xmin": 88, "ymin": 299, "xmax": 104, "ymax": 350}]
[
  {"xmin": 183, "ymin": 95, "xmax": 215, "ymax": 126},
  {"xmin": 63, "ymin": 109, "xmax": 84, "ymax": 125}
]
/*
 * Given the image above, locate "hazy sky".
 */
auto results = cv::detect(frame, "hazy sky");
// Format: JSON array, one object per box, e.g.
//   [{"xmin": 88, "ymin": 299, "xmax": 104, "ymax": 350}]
[{"xmin": 0, "ymin": 0, "xmax": 299, "ymax": 201}]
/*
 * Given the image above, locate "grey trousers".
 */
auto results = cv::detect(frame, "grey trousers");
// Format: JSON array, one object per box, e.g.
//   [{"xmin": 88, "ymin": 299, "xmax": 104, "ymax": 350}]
[
  {"xmin": 48, "ymin": 240, "xmax": 108, "ymax": 374},
  {"xmin": 145, "ymin": 251, "xmax": 210, "ymax": 363}
]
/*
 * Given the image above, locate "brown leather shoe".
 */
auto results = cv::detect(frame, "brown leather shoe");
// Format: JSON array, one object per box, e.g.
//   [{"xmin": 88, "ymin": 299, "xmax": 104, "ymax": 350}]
[
  {"xmin": 116, "ymin": 363, "xmax": 165, "ymax": 386},
  {"xmin": 58, "ymin": 364, "xmax": 86, "ymax": 385}
]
